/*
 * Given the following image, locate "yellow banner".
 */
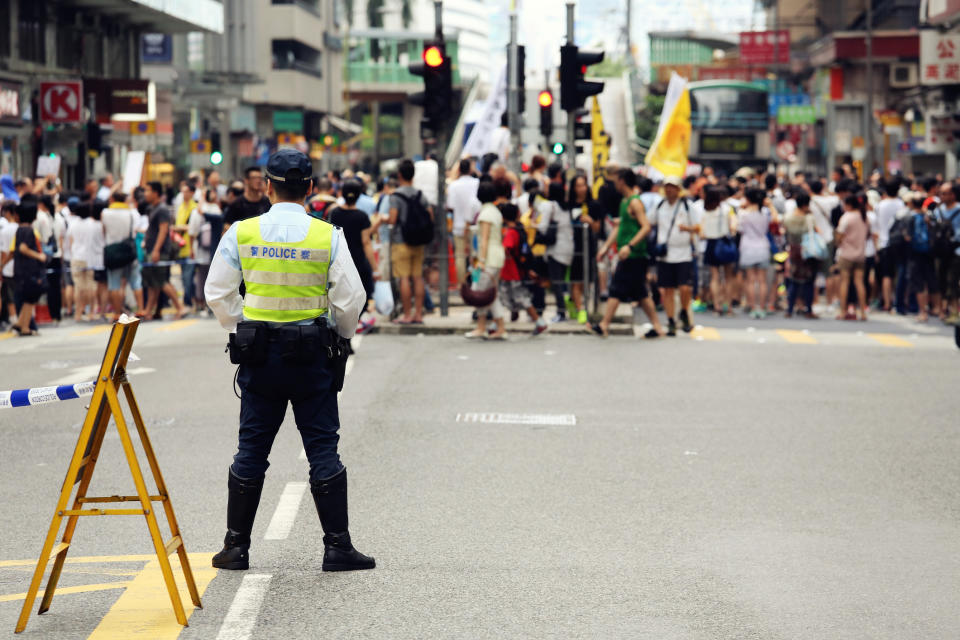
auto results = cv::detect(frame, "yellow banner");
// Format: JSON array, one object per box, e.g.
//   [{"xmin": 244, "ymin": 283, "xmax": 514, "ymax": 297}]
[{"xmin": 645, "ymin": 73, "xmax": 691, "ymax": 178}]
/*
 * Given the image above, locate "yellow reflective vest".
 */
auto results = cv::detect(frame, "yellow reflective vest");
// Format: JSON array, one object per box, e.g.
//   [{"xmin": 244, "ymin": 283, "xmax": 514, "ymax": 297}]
[{"xmin": 235, "ymin": 216, "xmax": 333, "ymax": 323}]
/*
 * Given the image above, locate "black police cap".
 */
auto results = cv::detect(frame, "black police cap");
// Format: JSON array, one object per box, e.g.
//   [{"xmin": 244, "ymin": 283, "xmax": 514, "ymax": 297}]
[{"xmin": 265, "ymin": 149, "xmax": 313, "ymax": 183}]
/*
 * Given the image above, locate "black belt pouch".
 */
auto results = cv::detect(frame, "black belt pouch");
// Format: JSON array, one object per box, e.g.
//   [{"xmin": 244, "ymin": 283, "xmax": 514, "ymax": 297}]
[{"xmin": 228, "ymin": 321, "xmax": 269, "ymax": 365}]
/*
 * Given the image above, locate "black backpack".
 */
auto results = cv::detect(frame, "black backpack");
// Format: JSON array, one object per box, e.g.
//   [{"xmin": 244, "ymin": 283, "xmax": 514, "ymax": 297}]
[
  {"xmin": 932, "ymin": 207, "xmax": 960, "ymax": 258},
  {"xmin": 395, "ymin": 190, "xmax": 434, "ymax": 246},
  {"xmin": 887, "ymin": 215, "xmax": 911, "ymax": 259}
]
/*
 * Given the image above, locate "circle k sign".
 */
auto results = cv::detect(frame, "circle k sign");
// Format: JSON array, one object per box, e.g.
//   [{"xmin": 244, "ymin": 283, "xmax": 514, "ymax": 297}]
[{"xmin": 39, "ymin": 81, "xmax": 83, "ymax": 123}]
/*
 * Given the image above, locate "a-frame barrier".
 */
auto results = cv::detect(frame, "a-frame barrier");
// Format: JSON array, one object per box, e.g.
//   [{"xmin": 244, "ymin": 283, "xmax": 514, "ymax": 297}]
[{"xmin": 15, "ymin": 317, "xmax": 201, "ymax": 633}]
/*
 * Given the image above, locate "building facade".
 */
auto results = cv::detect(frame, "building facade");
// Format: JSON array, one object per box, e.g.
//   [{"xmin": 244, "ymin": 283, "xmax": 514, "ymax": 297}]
[{"xmin": 0, "ymin": 0, "xmax": 223, "ymax": 187}]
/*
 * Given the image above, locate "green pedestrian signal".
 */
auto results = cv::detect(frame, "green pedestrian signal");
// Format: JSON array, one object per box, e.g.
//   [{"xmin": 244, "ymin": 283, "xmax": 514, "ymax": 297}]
[
  {"xmin": 551, "ymin": 142, "xmax": 565, "ymax": 155},
  {"xmin": 210, "ymin": 151, "xmax": 223, "ymax": 165}
]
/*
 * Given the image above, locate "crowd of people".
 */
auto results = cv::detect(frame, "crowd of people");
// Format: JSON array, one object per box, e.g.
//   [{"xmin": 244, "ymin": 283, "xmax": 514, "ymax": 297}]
[
  {"xmin": 444, "ymin": 157, "xmax": 960, "ymax": 339},
  {"xmin": 2, "ymin": 156, "xmax": 959, "ymax": 340}
]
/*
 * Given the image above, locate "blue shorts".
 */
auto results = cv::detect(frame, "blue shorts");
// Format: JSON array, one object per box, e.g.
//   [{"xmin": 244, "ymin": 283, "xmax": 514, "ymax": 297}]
[{"xmin": 106, "ymin": 262, "xmax": 142, "ymax": 292}]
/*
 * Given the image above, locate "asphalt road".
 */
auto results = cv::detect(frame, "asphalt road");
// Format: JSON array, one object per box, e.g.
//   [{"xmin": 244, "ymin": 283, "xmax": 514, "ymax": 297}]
[{"xmin": 0, "ymin": 311, "xmax": 957, "ymax": 639}]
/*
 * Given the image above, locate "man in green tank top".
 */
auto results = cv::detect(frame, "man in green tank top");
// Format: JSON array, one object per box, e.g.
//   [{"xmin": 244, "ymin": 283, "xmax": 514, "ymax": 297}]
[{"xmin": 592, "ymin": 169, "xmax": 665, "ymax": 338}]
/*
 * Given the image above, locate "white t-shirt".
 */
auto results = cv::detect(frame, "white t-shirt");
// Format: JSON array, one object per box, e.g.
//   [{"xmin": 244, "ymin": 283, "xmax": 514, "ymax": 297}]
[
  {"xmin": 875, "ymin": 197, "xmax": 903, "ymax": 250},
  {"xmin": 33, "ymin": 209, "xmax": 55, "ymax": 255},
  {"xmin": 700, "ymin": 203, "xmax": 735, "ymax": 240},
  {"xmin": 865, "ymin": 210, "xmax": 878, "ymax": 258},
  {"xmin": 810, "ymin": 195, "xmax": 839, "ymax": 242},
  {"xmin": 648, "ymin": 198, "xmax": 700, "ymax": 263},
  {"xmin": 101, "ymin": 206, "xmax": 139, "ymax": 245},
  {"xmin": 0, "ymin": 218, "xmax": 16, "ymax": 277},
  {"xmin": 447, "ymin": 175, "xmax": 480, "ymax": 236},
  {"xmin": 96, "ymin": 185, "xmax": 112, "ymax": 201},
  {"xmin": 67, "ymin": 218, "xmax": 105, "ymax": 268},
  {"xmin": 476, "ymin": 203, "xmax": 505, "ymax": 269}
]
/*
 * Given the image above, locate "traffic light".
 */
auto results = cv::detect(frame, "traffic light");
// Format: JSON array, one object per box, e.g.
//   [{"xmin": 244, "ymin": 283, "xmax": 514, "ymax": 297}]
[
  {"xmin": 210, "ymin": 131, "xmax": 222, "ymax": 165},
  {"xmin": 538, "ymin": 90, "xmax": 553, "ymax": 137},
  {"xmin": 559, "ymin": 44, "xmax": 605, "ymax": 111},
  {"xmin": 409, "ymin": 40, "xmax": 453, "ymax": 135},
  {"xmin": 551, "ymin": 142, "xmax": 565, "ymax": 155}
]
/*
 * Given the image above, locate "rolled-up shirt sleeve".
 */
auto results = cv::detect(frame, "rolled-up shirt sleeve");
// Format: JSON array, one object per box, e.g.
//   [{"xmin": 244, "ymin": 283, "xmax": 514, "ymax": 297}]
[
  {"xmin": 327, "ymin": 228, "xmax": 365, "ymax": 339},
  {"xmin": 205, "ymin": 224, "xmax": 244, "ymax": 332}
]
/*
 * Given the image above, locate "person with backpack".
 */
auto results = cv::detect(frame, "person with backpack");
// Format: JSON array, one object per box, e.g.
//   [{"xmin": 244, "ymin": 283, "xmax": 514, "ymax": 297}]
[
  {"xmin": 388, "ymin": 159, "xmax": 434, "ymax": 324},
  {"xmin": 496, "ymin": 203, "xmax": 548, "ymax": 336},
  {"xmin": 934, "ymin": 182, "xmax": 960, "ymax": 323},
  {"xmin": 102, "ymin": 192, "xmax": 145, "ymax": 321},
  {"xmin": 650, "ymin": 175, "xmax": 701, "ymax": 334},
  {"xmin": 904, "ymin": 194, "xmax": 940, "ymax": 322}
]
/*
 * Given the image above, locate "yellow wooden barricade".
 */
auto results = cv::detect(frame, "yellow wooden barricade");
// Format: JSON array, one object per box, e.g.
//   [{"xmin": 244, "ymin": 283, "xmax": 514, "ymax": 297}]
[{"xmin": 15, "ymin": 317, "xmax": 201, "ymax": 633}]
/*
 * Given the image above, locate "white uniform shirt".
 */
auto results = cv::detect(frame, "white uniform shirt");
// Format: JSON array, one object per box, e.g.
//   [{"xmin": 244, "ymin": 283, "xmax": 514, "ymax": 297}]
[
  {"xmin": 0, "ymin": 217, "xmax": 16, "ymax": 277},
  {"xmin": 205, "ymin": 202, "xmax": 365, "ymax": 338}
]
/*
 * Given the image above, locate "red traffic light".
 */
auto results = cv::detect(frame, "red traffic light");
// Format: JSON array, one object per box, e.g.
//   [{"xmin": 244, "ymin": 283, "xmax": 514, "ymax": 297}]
[
  {"xmin": 538, "ymin": 90, "xmax": 553, "ymax": 108},
  {"xmin": 424, "ymin": 46, "xmax": 444, "ymax": 68}
]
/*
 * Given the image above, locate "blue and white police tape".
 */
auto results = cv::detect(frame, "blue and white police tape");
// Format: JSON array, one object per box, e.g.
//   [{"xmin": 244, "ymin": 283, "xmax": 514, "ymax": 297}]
[{"xmin": 0, "ymin": 381, "xmax": 96, "ymax": 409}]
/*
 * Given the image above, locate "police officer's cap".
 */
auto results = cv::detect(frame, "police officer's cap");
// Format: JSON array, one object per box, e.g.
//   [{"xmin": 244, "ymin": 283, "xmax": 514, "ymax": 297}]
[{"xmin": 265, "ymin": 149, "xmax": 313, "ymax": 184}]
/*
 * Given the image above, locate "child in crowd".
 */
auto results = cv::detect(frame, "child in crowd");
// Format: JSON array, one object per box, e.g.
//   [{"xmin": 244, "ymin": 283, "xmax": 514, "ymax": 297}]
[{"xmin": 499, "ymin": 203, "xmax": 548, "ymax": 336}]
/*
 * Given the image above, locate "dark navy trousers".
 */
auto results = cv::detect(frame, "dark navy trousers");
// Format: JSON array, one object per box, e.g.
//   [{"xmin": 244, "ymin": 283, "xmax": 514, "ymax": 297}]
[{"xmin": 233, "ymin": 349, "xmax": 343, "ymax": 485}]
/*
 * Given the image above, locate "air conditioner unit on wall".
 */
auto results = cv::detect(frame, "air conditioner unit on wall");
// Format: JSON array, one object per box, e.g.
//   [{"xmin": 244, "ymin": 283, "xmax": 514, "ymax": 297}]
[{"xmin": 889, "ymin": 63, "xmax": 918, "ymax": 89}]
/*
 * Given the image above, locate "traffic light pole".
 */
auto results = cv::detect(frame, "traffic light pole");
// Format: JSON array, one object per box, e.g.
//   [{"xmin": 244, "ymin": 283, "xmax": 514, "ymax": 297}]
[
  {"xmin": 434, "ymin": 0, "xmax": 449, "ymax": 317},
  {"xmin": 507, "ymin": 11, "xmax": 521, "ymax": 174},
  {"xmin": 565, "ymin": 2, "xmax": 576, "ymax": 174}
]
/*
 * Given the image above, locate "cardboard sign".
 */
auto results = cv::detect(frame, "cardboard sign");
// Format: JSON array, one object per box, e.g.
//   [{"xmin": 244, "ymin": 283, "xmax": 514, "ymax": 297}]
[
  {"xmin": 122, "ymin": 150, "xmax": 146, "ymax": 194},
  {"xmin": 35, "ymin": 155, "xmax": 61, "ymax": 179}
]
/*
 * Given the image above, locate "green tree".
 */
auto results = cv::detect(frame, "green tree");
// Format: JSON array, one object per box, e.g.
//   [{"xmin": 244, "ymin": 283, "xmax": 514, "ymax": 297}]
[
  {"xmin": 588, "ymin": 58, "xmax": 629, "ymax": 78},
  {"xmin": 635, "ymin": 93, "xmax": 665, "ymax": 146}
]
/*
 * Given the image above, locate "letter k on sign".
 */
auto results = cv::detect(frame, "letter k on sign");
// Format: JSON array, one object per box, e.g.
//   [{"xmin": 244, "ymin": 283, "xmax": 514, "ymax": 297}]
[{"xmin": 39, "ymin": 81, "xmax": 82, "ymax": 123}]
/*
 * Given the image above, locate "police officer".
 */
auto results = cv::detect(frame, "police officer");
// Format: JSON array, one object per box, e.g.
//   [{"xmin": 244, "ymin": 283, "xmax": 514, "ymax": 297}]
[{"xmin": 204, "ymin": 149, "xmax": 373, "ymax": 572}]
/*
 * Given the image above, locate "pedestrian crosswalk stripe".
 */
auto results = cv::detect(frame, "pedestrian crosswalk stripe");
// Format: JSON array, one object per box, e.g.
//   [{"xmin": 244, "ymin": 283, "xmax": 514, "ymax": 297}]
[
  {"xmin": 867, "ymin": 333, "xmax": 913, "ymax": 348},
  {"xmin": 690, "ymin": 326, "xmax": 720, "ymax": 341},
  {"xmin": 263, "ymin": 482, "xmax": 308, "ymax": 540},
  {"xmin": 216, "ymin": 574, "xmax": 273, "ymax": 640},
  {"xmin": 776, "ymin": 329, "xmax": 818, "ymax": 344}
]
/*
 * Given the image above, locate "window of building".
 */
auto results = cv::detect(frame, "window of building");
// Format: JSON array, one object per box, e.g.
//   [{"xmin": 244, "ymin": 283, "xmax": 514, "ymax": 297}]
[
  {"xmin": 0, "ymin": 2, "xmax": 10, "ymax": 58},
  {"xmin": 271, "ymin": 40, "xmax": 322, "ymax": 78},
  {"xmin": 19, "ymin": 0, "xmax": 47, "ymax": 64}
]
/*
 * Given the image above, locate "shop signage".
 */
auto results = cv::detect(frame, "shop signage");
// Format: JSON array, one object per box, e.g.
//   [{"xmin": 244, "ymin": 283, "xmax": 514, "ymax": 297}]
[
  {"xmin": 920, "ymin": 30, "xmax": 960, "ymax": 85},
  {"xmin": 84, "ymin": 79, "xmax": 153, "ymax": 123},
  {"xmin": 273, "ymin": 110, "xmax": 304, "ymax": 134},
  {"xmin": 739, "ymin": 30, "xmax": 789, "ymax": 65},
  {"xmin": 927, "ymin": 0, "xmax": 960, "ymax": 24},
  {"xmin": 700, "ymin": 134, "xmax": 756, "ymax": 156},
  {"xmin": 0, "ymin": 80, "xmax": 21, "ymax": 125},
  {"xmin": 141, "ymin": 34, "xmax": 173, "ymax": 64},
  {"xmin": 39, "ymin": 81, "xmax": 83, "ymax": 123}
]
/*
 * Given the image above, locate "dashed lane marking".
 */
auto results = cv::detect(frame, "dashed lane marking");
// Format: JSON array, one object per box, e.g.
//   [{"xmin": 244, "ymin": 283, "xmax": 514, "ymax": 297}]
[
  {"xmin": 867, "ymin": 333, "xmax": 914, "ymax": 348},
  {"xmin": 263, "ymin": 482, "xmax": 309, "ymax": 540},
  {"xmin": 0, "ymin": 582, "xmax": 130, "ymax": 603},
  {"xmin": 215, "ymin": 574, "xmax": 272, "ymax": 640},
  {"xmin": 456, "ymin": 413, "xmax": 577, "ymax": 426},
  {"xmin": 776, "ymin": 329, "xmax": 819, "ymax": 344},
  {"xmin": 71, "ymin": 324, "xmax": 114, "ymax": 337},
  {"xmin": 156, "ymin": 318, "xmax": 199, "ymax": 333}
]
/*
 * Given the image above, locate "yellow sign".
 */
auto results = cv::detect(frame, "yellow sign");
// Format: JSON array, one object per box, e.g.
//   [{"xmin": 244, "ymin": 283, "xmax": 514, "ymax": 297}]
[
  {"xmin": 189, "ymin": 138, "xmax": 211, "ymax": 154},
  {"xmin": 129, "ymin": 121, "xmax": 156, "ymax": 135}
]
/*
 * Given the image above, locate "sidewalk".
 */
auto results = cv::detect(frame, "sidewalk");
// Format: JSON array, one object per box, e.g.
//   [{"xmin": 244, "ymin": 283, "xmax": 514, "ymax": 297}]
[{"xmin": 372, "ymin": 300, "xmax": 634, "ymax": 336}]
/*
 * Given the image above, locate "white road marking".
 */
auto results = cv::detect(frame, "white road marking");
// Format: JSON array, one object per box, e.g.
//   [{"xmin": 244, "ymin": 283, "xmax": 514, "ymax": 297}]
[
  {"xmin": 45, "ymin": 365, "xmax": 155, "ymax": 386},
  {"xmin": 263, "ymin": 482, "xmax": 308, "ymax": 540},
  {"xmin": 215, "ymin": 573, "xmax": 273, "ymax": 640},
  {"xmin": 456, "ymin": 413, "xmax": 577, "ymax": 426}
]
